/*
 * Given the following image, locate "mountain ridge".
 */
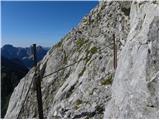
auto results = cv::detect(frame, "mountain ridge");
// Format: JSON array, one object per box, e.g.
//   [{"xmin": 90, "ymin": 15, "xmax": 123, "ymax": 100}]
[
  {"xmin": 1, "ymin": 44, "xmax": 49, "ymax": 68},
  {"xmin": 5, "ymin": 0, "xmax": 159, "ymax": 119}
]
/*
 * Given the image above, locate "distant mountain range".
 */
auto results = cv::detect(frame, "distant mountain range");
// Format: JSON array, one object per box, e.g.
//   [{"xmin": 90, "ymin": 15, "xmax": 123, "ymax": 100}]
[{"xmin": 1, "ymin": 44, "xmax": 50, "ymax": 68}]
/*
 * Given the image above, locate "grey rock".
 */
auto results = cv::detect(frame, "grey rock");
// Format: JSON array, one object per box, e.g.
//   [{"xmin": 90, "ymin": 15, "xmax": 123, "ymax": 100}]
[
  {"xmin": 5, "ymin": 0, "xmax": 158, "ymax": 119},
  {"xmin": 104, "ymin": 1, "xmax": 159, "ymax": 119}
]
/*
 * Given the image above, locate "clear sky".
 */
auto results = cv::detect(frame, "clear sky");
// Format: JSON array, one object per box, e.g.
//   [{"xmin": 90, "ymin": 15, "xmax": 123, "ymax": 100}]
[{"xmin": 1, "ymin": 1, "xmax": 98, "ymax": 47}]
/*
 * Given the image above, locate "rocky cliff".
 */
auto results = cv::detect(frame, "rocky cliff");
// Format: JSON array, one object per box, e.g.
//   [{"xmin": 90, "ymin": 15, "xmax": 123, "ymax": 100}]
[{"xmin": 5, "ymin": 0, "xmax": 159, "ymax": 119}]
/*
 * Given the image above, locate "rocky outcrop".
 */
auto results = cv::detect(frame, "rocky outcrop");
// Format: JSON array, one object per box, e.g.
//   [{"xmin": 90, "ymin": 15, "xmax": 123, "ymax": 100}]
[
  {"xmin": 5, "ymin": 0, "xmax": 158, "ymax": 119},
  {"xmin": 104, "ymin": 1, "xmax": 159, "ymax": 118}
]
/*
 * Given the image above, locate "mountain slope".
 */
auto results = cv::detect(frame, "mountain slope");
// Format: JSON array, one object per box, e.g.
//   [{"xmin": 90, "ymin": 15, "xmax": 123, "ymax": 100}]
[
  {"xmin": 1, "ymin": 57, "xmax": 29, "ymax": 118},
  {"xmin": 1, "ymin": 44, "xmax": 49, "ymax": 68},
  {"xmin": 5, "ymin": 0, "xmax": 158, "ymax": 119}
]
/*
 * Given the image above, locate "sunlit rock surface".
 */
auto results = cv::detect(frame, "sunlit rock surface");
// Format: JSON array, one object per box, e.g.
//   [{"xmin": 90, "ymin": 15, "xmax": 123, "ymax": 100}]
[
  {"xmin": 5, "ymin": 0, "xmax": 158, "ymax": 119},
  {"xmin": 104, "ymin": 1, "xmax": 159, "ymax": 118}
]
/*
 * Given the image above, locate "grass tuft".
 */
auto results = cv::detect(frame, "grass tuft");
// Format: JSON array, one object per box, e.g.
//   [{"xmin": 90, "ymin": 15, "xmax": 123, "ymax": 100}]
[{"xmin": 100, "ymin": 75, "xmax": 113, "ymax": 85}]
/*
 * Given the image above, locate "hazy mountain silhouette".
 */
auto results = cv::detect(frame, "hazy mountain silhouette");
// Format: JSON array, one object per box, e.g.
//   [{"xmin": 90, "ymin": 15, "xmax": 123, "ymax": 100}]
[{"xmin": 1, "ymin": 44, "xmax": 49, "ymax": 68}]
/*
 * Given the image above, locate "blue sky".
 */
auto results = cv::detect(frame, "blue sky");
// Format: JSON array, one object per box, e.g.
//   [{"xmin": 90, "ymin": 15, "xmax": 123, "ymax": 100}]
[{"xmin": 1, "ymin": 1, "xmax": 98, "ymax": 47}]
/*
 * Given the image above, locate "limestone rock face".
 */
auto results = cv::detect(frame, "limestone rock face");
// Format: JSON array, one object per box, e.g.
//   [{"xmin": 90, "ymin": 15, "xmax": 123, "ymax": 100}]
[
  {"xmin": 5, "ymin": 0, "xmax": 158, "ymax": 119},
  {"xmin": 104, "ymin": 1, "xmax": 159, "ymax": 119}
]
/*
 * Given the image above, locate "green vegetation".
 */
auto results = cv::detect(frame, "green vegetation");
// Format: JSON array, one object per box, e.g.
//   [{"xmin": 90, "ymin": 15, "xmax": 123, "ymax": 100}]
[
  {"xmin": 74, "ymin": 99, "xmax": 83, "ymax": 109},
  {"xmin": 83, "ymin": 18, "xmax": 88, "ymax": 25},
  {"xmin": 100, "ymin": 75, "xmax": 113, "ymax": 85},
  {"xmin": 85, "ymin": 46, "xmax": 98, "ymax": 64},
  {"xmin": 83, "ymin": 17, "xmax": 89, "ymax": 25},
  {"xmin": 76, "ymin": 38, "xmax": 86, "ymax": 48},
  {"xmin": 90, "ymin": 46, "xmax": 97, "ymax": 54},
  {"xmin": 93, "ymin": 12, "xmax": 101, "ymax": 24},
  {"xmin": 78, "ymin": 45, "xmax": 98, "ymax": 78},
  {"xmin": 78, "ymin": 46, "xmax": 98, "ymax": 78}
]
